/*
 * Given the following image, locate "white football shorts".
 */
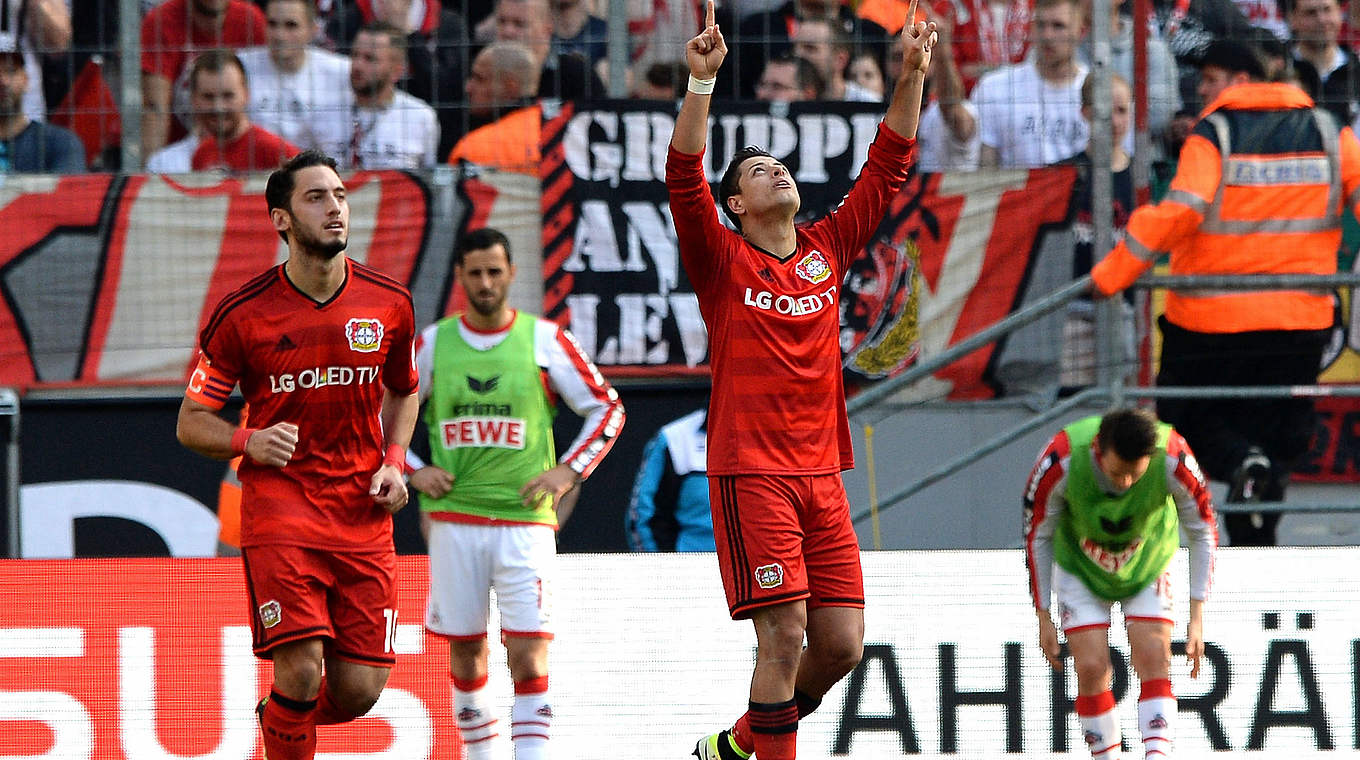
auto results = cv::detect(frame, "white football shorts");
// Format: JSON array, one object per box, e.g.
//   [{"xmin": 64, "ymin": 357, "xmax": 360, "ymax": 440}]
[
  {"xmin": 425, "ymin": 520, "xmax": 555, "ymax": 639},
  {"xmin": 1054, "ymin": 564, "xmax": 1174, "ymax": 633}
]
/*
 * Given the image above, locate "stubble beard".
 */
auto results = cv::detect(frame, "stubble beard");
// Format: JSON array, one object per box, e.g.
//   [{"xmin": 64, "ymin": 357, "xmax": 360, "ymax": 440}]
[{"xmin": 292, "ymin": 219, "xmax": 348, "ymax": 259}]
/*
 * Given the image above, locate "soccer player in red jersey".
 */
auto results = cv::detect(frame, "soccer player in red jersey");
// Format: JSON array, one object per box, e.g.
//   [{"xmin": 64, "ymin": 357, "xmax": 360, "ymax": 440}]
[
  {"xmin": 670, "ymin": 3, "xmax": 936, "ymax": 759},
  {"xmin": 176, "ymin": 150, "xmax": 419, "ymax": 760}
]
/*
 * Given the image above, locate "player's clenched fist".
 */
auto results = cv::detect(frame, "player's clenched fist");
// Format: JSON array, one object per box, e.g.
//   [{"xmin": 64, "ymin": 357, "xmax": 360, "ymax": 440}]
[
  {"xmin": 370, "ymin": 464, "xmax": 408, "ymax": 514},
  {"xmin": 244, "ymin": 422, "xmax": 298, "ymax": 468},
  {"xmin": 685, "ymin": 0, "xmax": 727, "ymax": 81}
]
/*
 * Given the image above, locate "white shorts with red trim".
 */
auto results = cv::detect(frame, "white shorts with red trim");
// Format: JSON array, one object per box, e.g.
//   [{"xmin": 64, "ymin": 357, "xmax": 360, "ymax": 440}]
[
  {"xmin": 1054, "ymin": 565, "xmax": 1174, "ymax": 633},
  {"xmin": 425, "ymin": 520, "xmax": 555, "ymax": 639}
]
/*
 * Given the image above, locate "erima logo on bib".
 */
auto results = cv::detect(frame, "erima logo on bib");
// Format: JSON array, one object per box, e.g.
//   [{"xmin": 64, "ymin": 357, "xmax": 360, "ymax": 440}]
[
  {"xmin": 467, "ymin": 375, "xmax": 500, "ymax": 393},
  {"xmin": 346, "ymin": 318, "xmax": 385, "ymax": 352}
]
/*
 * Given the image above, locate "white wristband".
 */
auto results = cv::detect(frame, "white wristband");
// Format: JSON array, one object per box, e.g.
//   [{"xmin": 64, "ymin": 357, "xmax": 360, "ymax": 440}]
[{"xmin": 687, "ymin": 75, "xmax": 716, "ymax": 95}]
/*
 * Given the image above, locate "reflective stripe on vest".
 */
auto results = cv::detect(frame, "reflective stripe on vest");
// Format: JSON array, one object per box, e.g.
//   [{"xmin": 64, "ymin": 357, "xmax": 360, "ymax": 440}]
[{"xmin": 1200, "ymin": 109, "xmax": 1342, "ymax": 236}]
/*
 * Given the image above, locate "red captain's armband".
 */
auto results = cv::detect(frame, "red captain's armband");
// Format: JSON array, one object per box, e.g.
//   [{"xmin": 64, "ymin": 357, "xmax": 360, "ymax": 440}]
[{"xmin": 185, "ymin": 353, "xmax": 236, "ymax": 410}]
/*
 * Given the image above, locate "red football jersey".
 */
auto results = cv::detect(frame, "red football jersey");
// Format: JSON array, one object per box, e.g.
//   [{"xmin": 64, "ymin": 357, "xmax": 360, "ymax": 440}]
[
  {"xmin": 192, "ymin": 125, "xmax": 299, "ymax": 173},
  {"xmin": 667, "ymin": 126, "xmax": 914, "ymax": 475},
  {"xmin": 186, "ymin": 260, "xmax": 418, "ymax": 550}
]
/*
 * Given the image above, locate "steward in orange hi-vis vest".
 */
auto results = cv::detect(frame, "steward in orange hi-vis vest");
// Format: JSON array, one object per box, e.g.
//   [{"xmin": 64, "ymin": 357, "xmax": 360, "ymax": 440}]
[
  {"xmin": 1090, "ymin": 38, "xmax": 1348, "ymax": 549},
  {"xmin": 1091, "ymin": 82, "xmax": 1358, "ymax": 333}
]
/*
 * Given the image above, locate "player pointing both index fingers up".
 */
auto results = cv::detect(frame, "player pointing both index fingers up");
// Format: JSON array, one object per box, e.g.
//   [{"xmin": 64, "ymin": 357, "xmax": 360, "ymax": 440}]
[{"xmin": 668, "ymin": 3, "xmax": 935, "ymax": 759}]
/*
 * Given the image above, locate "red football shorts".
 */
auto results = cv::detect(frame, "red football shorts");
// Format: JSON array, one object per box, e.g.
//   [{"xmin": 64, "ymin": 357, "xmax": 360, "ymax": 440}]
[
  {"xmin": 709, "ymin": 473, "xmax": 865, "ymax": 619},
  {"xmin": 242, "ymin": 544, "xmax": 398, "ymax": 667}
]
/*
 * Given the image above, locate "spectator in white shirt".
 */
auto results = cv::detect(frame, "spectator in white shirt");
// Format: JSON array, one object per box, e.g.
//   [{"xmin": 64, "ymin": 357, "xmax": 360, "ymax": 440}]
[
  {"xmin": 975, "ymin": 0, "xmax": 1089, "ymax": 168},
  {"xmin": 238, "ymin": 0, "xmax": 352, "ymax": 151},
  {"xmin": 333, "ymin": 22, "xmax": 439, "ymax": 169}
]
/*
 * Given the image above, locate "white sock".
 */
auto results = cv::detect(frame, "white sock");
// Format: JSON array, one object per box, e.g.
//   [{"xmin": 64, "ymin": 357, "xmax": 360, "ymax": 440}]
[
  {"xmin": 452, "ymin": 678, "xmax": 498, "ymax": 760},
  {"xmin": 1138, "ymin": 679, "xmax": 1176, "ymax": 759},
  {"xmin": 1076, "ymin": 690, "xmax": 1123, "ymax": 758},
  {"xmin": 511, "ymin": 678, "xmax": 551, "ymax": 760}
]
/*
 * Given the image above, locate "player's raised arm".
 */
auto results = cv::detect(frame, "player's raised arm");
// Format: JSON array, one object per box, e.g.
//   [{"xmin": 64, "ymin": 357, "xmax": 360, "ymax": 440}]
[
  {"xmin": 670, "ymin": 0, "xmax": 726, "ymax": 155},
  {"xmin": 883, "ymin": 0, "xmax": 937, "ymax": 140}
]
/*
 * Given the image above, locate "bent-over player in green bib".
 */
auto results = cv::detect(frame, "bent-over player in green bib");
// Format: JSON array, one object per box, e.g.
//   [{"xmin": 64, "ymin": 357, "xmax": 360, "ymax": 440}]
[
  {"xmin": 1024, "ymin": 408, "xmax": 1217, "ymax": 759},
  {"xmin": 406, "ymin": 227, "xmax": 625, "ymax": 760}
]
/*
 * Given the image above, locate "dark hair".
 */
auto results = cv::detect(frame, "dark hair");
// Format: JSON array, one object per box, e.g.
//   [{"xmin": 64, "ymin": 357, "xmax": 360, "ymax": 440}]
[
  {"xmin": 797, "ymin": 16, "xmax": 851, "ymax": 54},
  {"xmin": 763, "ymin": 52, "xmax": 826, "ymax": 99},
  {"xmin": 643, "ymin": 60, "xmax": 689, "ymax": 99},
  {"xmin": 266, "ymin": 0, "xmax": 316, "ymax": 21},
  {"xmin": 189, "ymin": 49, "xmax": 248, "ymax": 94},
  {"xmin": 1196, "ymin": 39, "xmax": 1268, "ymax": 82},
  {"xmin": 455, "ymin": 227, "xmax": 512, "ymax": 267},
  {"xmin": 718, "ymin": 146, "xmax": 777, "ymax": 230},
  {"xmin": 357, "ymin": 21, "xmax": 408, "ymax": 55},
  {"xmin": 265, "ymin": 150, "xmax": 340, "ymax": 242},
  {"xmin": 1097, "ymin": 408, "xmax": 1160, "ymax": 461}
]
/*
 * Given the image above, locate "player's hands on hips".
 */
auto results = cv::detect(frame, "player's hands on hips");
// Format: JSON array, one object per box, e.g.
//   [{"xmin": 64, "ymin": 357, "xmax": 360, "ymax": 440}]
[
  {"xmin": 245, "ymin": 422, "xmax": 298, "ymax": 468},
  {"xmin": 409, "ymin": 465, "xmax": 455, "ymax": 499},
  {"xmin": 1036, "ymin": 611, "xmax": 1062, "ymax": 670},
  {"xmin": 519, "ymin": 463, "xmax": 580, "ymax": 508},
  {"xmin": 899, "ymin": 0, "xmax": 938, "ymax": 76},
  {"xmin": 370, "ymin": 464, "xmax": 408, "ymax": 514},
  {"xmin": 1185, "ymin": 616, "xmax": 1204, "ymax": 678},
  {"xmin": 685, "ymin": 0, "xmax": 726, "ymax": 80}
]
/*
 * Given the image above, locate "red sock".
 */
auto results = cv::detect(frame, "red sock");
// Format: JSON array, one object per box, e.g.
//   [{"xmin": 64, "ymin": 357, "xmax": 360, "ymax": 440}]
[
  {"xmin": 261, "ymin": 690, "xmax": 317, "ymax": 760},
  {"xmin": 732, "ymin": 714, "xmax": 754, "ymax": 755},
  {"xmin": 733, "ymin": 689, "xmax": 818, "ymax": 753},
  {"xmin": 313, "ymin": 678, "xmax": 353, "ymax": 726},
  {"xmin": 748, "ymin": 699, "xmax": 798, "ymax": 760}
]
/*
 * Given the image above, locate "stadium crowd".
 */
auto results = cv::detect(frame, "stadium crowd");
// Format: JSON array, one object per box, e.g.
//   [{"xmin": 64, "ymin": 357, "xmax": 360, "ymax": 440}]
[{"xmin": 7, "ymin": 0, "xmax": 1358, "ymax": 175}]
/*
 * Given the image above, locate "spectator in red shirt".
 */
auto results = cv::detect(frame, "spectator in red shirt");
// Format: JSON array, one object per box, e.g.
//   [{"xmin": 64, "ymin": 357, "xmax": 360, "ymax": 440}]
[
  {"xmin": 140, "ymin": 0, "xmax": 266, "ymax": 161},
  {"xmin": 188, "ymin": 49, "xmax": 299, "ymax": 173}
]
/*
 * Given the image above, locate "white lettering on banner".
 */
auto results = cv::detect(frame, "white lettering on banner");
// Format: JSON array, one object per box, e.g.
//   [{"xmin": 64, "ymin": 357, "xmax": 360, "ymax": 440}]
[
  {"xmin": 566, "ymin": 292, "xmax": 707, "ymax": 366},
  {"xmin": 19, "ymin": 481, "xmax": 219, "ymax": 558},
  {"xmin": 743, "ymin": 285, "xmax": 837, "ymax": 316},
  {"xmin": 564, "ymin": 202, "xmax": 678, "ymax": 296},
  {"xmin": 0, "ymin": 627, "xmax": 90, "ymax": 758},
  {"xmin": 0, "ymin": 622, "xmax": 431, "ymax": 760},
  {"xmin": 563, "ymin": 109, "xmax": 881, "ymax": 186},
  {"xmin": 119, "ymin": 626, "xmax": 258, "ymax": 760},
  {"xmin": 793, "ymin": 114, "xmax": 853, "ymax": 184},
  {"xmin": 268, "ymin": 365, "xmax": 380, "ymax": 393},
  {"xmin": 0, "ymin": 692, "xmax": 92, "ymax": 758},
  {"xmin": 440, "ymin": 416, "xmax": 526, "ymax": 449},
  {"xmin": 3, "ymin": 553, "xmax": 1360, "ymax": 757}
]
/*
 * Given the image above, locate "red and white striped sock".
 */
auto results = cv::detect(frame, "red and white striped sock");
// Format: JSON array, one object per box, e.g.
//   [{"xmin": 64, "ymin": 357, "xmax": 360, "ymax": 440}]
[
  {"xmin": 452, "ymin": 674, "xmax": 498, "ymax": 760},
  {"xmin": 511, "ymin": 675, "xmax": 550, "ymax": 760},
  {"xmin": 1076, "ymin": 690, "xmax": 1122, "ymax": 758},
  {"xmin": 1138, "ymin": 678, "xmax": 1175, "ymax": 758}
]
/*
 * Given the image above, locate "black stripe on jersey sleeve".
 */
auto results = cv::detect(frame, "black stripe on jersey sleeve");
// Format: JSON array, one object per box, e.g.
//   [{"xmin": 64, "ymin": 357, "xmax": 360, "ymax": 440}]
[
  {"xmin": 199, "ymin": 266, "xmax": 279, "ymax": 361},
  {"xmin": 351, "ymin": 263, "xmax": 414, "ymax": 306}
]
